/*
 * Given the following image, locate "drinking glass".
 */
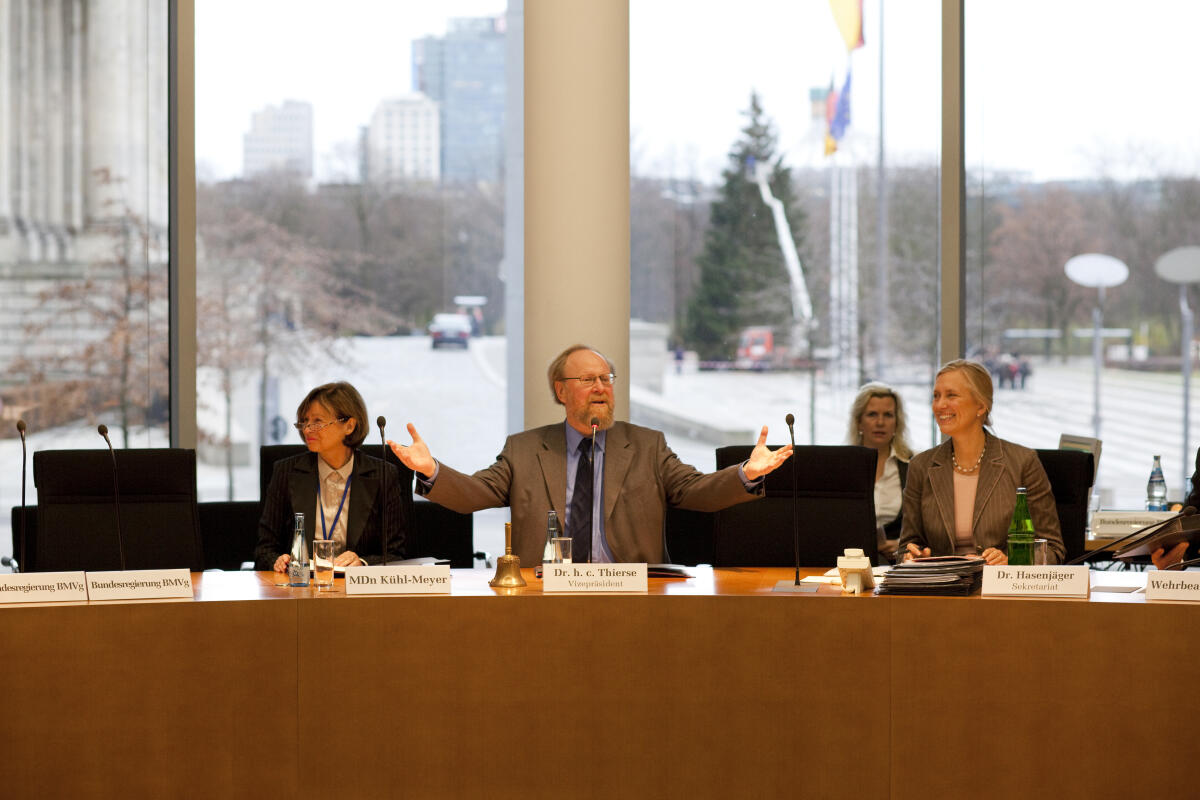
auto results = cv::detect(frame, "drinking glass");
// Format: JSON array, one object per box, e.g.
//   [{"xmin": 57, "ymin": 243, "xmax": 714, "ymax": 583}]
[
  {"xmin": 313, "ymin": 539, "xmax": 337, "ymax": 590},
  {"xmin": 551, "ymin": 537, "xmax": 572, "ymax": 564},
  {"xmin": 1032, "ymin": 538, "xmax": 1050, "ymax": 566}
]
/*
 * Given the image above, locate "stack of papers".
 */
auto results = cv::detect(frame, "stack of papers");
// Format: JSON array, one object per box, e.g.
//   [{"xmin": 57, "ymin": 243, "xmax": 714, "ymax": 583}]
[{"xmin": 876, "ymin": 556, "xmax": 985, "ymax": 596}]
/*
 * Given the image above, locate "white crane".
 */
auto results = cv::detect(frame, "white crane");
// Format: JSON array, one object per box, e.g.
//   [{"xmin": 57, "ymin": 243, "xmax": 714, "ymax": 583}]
[{"xmin": 752, "ymin": 160, "xmax": 814, "ymax": 357}]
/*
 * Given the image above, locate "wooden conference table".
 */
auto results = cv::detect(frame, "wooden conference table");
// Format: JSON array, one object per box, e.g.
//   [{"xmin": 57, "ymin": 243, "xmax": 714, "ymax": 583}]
[{"xmin": 1, "ymin": 566, "xmax": 1197, "ymax": 799}]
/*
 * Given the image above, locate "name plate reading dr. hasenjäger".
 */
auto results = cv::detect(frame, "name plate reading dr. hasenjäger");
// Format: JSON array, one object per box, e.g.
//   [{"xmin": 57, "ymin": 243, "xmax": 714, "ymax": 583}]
[
  {"xmin": 0, "ymin": 572, "xmax": 88, "ymax": 604},
  {"xmin": 86, "ymin": 569, "xmax": 194, "ymax": 601},
  {"xmin": 345, "ymin": 565, "xmax": 451, "ymax": 595},
  {"xmin": 542, "ymin": 563, "xmax": 648, "ymax": 593},
  {"xmin": 1146, "ymin": 570, "xmax": 1200, "ymax": 602},
  {"xmin": 981, "ymin": 565, "xmax": 1089, "ymax": 598}
]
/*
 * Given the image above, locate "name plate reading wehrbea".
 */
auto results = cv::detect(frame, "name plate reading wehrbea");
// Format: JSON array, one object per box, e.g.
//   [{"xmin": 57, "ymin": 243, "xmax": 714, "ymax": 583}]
[
  {"xmin": 1146, "ymin": 570, "xmax": 1200, "ymax": 602},
  {"xmin": 0, "ymin": 572, "xmax": 88, "ymax": 604},
  {"xmin": 982, "ymin": 565, "xmax": 1089, "ymax": 598},
  {"xmin": 543, "ymin": 563, "xmax": 648, "ymax": 593},
  {"xmin": 345, "ymin": 565, "xmax": 451, "ymax": 595},
  {"xmin": 86, "ymin": 569, "xmax": 194, "ymax": 601}
]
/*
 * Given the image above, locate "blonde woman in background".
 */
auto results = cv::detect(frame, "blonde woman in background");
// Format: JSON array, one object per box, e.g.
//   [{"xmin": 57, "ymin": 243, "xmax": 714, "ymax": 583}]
[{"xmin": 847, "ymin": 383, "xmax": 913, "ymax": 562}]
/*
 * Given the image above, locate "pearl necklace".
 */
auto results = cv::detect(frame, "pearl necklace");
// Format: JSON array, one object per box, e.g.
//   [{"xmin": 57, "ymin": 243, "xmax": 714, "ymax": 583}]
[{"xmin": 951, "ymin": 443, "xmax": 985, "ymax": 475}]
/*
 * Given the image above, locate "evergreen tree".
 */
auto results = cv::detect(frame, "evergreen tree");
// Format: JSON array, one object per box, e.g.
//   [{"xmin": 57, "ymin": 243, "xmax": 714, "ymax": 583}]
[{"xmin": 684, "ymin": 92, "xmax": 807, "ymax": 361}]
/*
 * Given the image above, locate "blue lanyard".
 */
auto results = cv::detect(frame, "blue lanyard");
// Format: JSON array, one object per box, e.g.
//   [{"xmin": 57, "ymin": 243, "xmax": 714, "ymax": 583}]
[{"xmin": 319, "ymin": 473, "xmax": 353, "ymax": 540}]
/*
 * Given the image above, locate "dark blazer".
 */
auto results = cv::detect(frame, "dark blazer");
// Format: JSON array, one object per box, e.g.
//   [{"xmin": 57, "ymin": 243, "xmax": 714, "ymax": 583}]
[
  {"xmin": 254, "ymin": 450, "xmax": 406, "ymax": 570},
  {"xmin": 881, "ymin": 457, "xmax": 909, "ymax": 541},
  {"xmin": 421, "ymin": 421, "xmax": 762, "ymax": 565},
  {"xmin": 898, "ymin": 432, "xmax": 1065, "ymax": 563}
]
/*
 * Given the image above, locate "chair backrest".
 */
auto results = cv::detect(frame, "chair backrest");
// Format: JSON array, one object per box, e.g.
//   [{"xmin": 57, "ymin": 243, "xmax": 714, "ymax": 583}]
[
  {"xmin": 663, "ymin": 506, "xmax": 716, "ymax": 566},
  {"xmin": 258, "ymin": 443, "xmax": 415, "ymax": 547},
  {"xmin": 712, "ymin": 445, "xmax": 877, "ymax": 566},
  {"xmin": 1035, "ymin": 449, "xmax": 1094, "ymax": 564},
  {"xmin": 32, "ymin": 448, "xmax": 203, "ymax": 572}
]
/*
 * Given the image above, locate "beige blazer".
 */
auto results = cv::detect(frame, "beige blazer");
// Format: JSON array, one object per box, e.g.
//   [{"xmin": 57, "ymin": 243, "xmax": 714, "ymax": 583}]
[
  {"xmin": 421, "ymin": 421, "xmax": 761, "ymax": 565},
  {"xmin": 898, "ymin": 433, "xmax": 1064, "ymax": 563}
]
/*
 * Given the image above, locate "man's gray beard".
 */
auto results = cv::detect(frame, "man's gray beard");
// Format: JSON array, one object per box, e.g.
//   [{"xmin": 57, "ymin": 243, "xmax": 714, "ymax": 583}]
[{"xmin": 576, "ymin": 404, "xmax": 614, "ymax": 430}]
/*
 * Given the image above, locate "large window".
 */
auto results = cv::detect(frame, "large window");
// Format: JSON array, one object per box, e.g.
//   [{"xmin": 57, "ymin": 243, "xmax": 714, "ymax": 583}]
[
  {"xmin": 966, "ymin": 1, "xmax": 1200, "ymax": 507},
  {"xmin": 1, "ymin": 1, "xmax": 169, "ymax": 565},
  {"xmin": 629, "ymin": 0, "xmax": 941, "ymax": 466},
  {"xmin": 194, "ymin": 1, "xmax": 515, "ymax": 554}
]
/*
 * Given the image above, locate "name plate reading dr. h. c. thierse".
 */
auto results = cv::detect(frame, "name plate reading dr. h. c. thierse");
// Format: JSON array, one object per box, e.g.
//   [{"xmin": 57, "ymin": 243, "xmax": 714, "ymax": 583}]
[
  {"xmin": 0, "ymin": 572, "xmax": 89, "ymax": 604},
  {"xmin": 345, "ymin": 565, "xmax": 451, "ymax": 595},
  {"xmin": 86, "ymin": 569, "xmax": 194, "ymax": 601},
  {"xmin": 981, "ymin": 565, "xmax": 1089, "ymax": 598},
  {"xmin": 1146, "ymin": 570, "xmax": 1200, "ymax": 602},
  {"xmin": 542, "ymin": 563, "xmax": 648, "ymax": 593}
]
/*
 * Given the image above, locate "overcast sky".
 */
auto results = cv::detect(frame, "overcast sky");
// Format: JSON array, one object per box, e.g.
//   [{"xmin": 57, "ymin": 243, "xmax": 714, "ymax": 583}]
[{"xmin": 196, "ymin": 1, "xmax": 1200, "ymax": 186}]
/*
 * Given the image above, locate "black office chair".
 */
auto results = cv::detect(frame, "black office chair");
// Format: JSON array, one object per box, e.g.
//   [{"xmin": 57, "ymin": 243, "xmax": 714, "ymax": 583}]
[
  {"xmin": 663, "ymin": 506, "xmax": 716, "ymax": 566},
  {"xmin": 712, "ymin": 445, "xmax": 877, "ymax": 566},
  {"xmin": 32, "ymin": 448, "xmax": 204, "ymax": 572},
  {"xmin": 197, "ymin": 500, "xmax": 261, "ymax": 569},
  {"xmin": 1035, "ymin": 449, "xmax": 1094, "ymax": 564}
]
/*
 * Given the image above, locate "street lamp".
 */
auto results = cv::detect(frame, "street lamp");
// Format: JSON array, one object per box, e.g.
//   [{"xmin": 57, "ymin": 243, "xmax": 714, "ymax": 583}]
[
  {"xmin": 1065, "ymin": 253, "xmax": 1129, "ymax": 440},
  {"xmin": 1153, "ymin": 246, "xmax": 1200, "ymax": 499}
]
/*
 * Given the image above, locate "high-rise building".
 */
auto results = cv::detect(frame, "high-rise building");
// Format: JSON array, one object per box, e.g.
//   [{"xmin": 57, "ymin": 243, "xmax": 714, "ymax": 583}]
[
  {"xmin": 412, "ymin": 16, "xmax": 506, "ymax": 184},
  {"xmin": 242, "ymin": 100, "xmax": 313, "ymax": 178},
  {"xmin": 366, "ymin": 93, "xmax": 440, "ymax": 185}
]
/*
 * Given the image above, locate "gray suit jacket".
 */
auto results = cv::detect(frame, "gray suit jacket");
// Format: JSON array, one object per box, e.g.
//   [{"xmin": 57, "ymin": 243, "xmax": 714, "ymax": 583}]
[
  {"xmin": 421, "ymin": 421, "xmax": 762, "ymax": 564},
  {"xmin": 898, "ymin": 433, "xmax": 1065, "ymax": 563}
]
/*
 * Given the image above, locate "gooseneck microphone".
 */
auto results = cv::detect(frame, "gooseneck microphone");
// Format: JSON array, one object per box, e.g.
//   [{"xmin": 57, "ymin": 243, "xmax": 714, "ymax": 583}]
[
  {"xmin": 377, "ymin": 415, "xmax": 389, "ymax": 566},
  {"xmin": 17, "ymin": 419, "xmax": 27, "ymax": 571},
  {"xmin": 1067, "ymin": 505, "xmax": 1197, "ymax": 565},
  {"xmin": 785, "ymin": 413, "xmax": 799, "ymax": 586},
  {"xmin": 97, "ymin": 424, "xmax": 127, "ymax": 571}
]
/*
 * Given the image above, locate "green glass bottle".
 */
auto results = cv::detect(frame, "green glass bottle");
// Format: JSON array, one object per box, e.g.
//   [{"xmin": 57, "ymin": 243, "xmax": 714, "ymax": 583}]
[{"xmin": 1006, "ymin": 487, "xmax": 1035, "ymax": 566}]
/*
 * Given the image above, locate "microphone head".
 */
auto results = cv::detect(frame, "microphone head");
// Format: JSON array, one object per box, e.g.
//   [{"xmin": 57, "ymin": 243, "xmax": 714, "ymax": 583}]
[
  {"xmin": 785, "ymin": 413, "xmax": 795, "ymax": 427},
  {"xmin": 376, "ymin": 416, "xmax": 386, "ymax": 429},
  {"xmin": 97, "ymin": 424, "xmax": 109, "ymax": 437},
  {"xmin": 16, "ymin": 419, "xmax": 26, "ymax": 434},
  {"xmin": 589, "ymin": 417, "xmax": 599, "ymax": 430}
]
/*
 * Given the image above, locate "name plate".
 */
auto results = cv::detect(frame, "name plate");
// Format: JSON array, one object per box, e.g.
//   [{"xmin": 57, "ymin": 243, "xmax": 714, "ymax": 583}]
[
  {"xmin": 1090, "ymin": 510, "xmax": 1174, "ymax": 536},
  {"xmin": 86, "ymin": 569, "xmax": 194, "ymax": 601},
  {"xmin": 0, "ymin": 572, "xmax": 88, "ymax": 604},
  {"xmin": 543, "ymin": 563, "xmax": 648, "ymax": 593},
  {"xmin": 1146, "ymin": 570, "xmax": 1200, "ymax": 602},
  {"xmin": 982, "ymin": 565, "xmax": 1090, "ymax": 598},
  {"xmin": 345, "ymin": 565, "xmax": 451, "ymax": 595}
]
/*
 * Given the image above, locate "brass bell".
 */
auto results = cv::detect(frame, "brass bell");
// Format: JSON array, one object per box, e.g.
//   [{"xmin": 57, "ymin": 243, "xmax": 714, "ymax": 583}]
[{"xmin": 489, "ymin": 522, "xmax": 527, "ymax": 588}]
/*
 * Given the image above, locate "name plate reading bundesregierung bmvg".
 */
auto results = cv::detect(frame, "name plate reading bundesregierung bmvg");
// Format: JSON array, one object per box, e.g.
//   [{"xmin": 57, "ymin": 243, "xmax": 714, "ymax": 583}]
[
  {"xmin": 542, "ymin": 563, "xmax": 648, "ymax": 593},
  {"xmin": 0, "ymin": 572, "xmax": 88, "ymax": 604},
  {"xmin": 345, "ymin": 565, "xmax": 451, "ymax": 595},
  {"xmin": 1146, "ymin": 570, "xmax": 1200, "ymax": 602},
  {"xmin": 85, "ymin": 569, "xmax": 194, "ymax": 601},
  {"xmin": 981, "ymin": 565, "xmax": 1089, "ymax": 598}
]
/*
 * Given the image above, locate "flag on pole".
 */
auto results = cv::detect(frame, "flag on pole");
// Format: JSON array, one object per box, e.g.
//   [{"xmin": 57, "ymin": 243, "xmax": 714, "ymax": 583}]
[
  {"xmin": 823, "ymin": 80, "xmax": 839, "ymax": 156},
  {"xmin": 828, "ymin": 0, "xmax": 865, "ymax": 51}
]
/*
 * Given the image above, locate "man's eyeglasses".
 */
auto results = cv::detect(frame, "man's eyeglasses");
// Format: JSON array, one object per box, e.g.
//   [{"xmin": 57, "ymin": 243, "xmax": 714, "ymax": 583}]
[
  {"xmin": 560, "ymin": 373, "xmax": 617, "ymax": 388},
  {"xmin": 294, "ymin": 417, "xmax": 347, "ymax": 433}
]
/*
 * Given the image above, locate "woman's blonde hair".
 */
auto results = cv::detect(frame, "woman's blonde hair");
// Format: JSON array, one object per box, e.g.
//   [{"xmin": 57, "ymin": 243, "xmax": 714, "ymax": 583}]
[{"xmin": 846, "ymin": 382, "xmax": 913, "ymax": 460}]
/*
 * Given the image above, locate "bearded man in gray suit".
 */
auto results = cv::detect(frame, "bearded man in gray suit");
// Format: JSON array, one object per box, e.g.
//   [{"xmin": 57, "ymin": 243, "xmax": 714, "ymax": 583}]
[{"xmin": 388, "ymin": 344, "xmax": 792, "ymax": 565}]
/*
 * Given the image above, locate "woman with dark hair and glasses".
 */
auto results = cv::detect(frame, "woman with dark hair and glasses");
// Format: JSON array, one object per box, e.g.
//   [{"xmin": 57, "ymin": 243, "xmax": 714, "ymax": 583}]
[{"xmin": 254, "ymin": 381, "xmax": 406, "ymax": 572}]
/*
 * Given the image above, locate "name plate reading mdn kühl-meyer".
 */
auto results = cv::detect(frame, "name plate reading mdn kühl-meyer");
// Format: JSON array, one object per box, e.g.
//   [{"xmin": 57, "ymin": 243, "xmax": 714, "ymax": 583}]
[
  {"xmin": 86, "ymin": 569, "xmax": 194, "ymax": 601},
  {"xmin": 542, "ymin": 563, "xmax": 648, "ymax": 593},
  {"xmin": 0, "ymin": 572, "xmax": 89, "ymax": 604},
  {"xmin": 345, "ymin": 565, "xmax": 452, "ymax": 595},
  {"xmin": 981, "ymin": 565, "xmax": 1089, "ymax": 598},
  {"xmin": 1146, "ymin": 570, "xmax": 1200, "ymax": 602}
]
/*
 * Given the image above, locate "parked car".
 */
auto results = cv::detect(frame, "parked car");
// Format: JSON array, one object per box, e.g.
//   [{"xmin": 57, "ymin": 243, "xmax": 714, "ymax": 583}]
[{"xmin": 428, "ymin": 313, "xmax": 472, "ymax": 349}]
